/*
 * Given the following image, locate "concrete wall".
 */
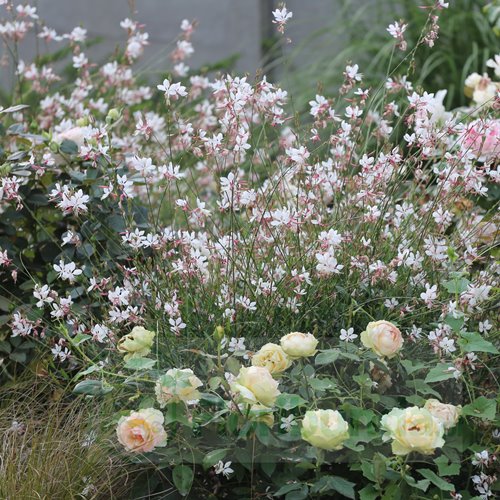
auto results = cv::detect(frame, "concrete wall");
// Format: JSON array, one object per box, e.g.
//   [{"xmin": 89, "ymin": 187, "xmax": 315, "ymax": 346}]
[{"xmin": 0, "ymin": 0, "xmax": 376, "ymax": 90}]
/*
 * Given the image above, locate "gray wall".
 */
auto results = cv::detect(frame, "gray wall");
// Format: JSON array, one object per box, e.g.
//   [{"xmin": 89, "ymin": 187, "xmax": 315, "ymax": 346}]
[{"xmin": 1, "ymin": 0, "xmax": 367, "ymax": 90}]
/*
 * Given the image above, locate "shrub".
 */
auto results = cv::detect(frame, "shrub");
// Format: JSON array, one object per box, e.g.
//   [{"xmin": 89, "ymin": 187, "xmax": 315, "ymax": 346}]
[{"xmin": 0, "ymin": 1, "xmax": 498, "ymax": 498}]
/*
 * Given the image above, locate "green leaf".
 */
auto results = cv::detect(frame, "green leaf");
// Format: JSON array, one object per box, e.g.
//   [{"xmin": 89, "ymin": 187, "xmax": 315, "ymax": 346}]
[
  {"xmin": 461, "ymin": 397, "xmax": 497, "ymax": 421},
  {"xmin": 275, "ymin": 393, "xmax": 307, "ymax": 410},
  {"xmin": 434, "ymin": 455, "xmax": 460, "ymax": 476},
  {"xmin": 60, "ymin": 139, "xmax": 79, "ymax": 155},
  {"xmin": 424, "ymin": 363, "xmax": 456, "ymax": 383},
  {"xmin": 309, "ymin": 377, "xmax": 337, "ymax": 392},
  {"xmin": 202, "ymin": 449, "xmax": 230, "ymax": 470},
  {"xmin": 443, "ymin": 277, "xmax": 470, "ymax": 294},
  {"xmin": 315, "ymin": 349, "xmax": 340, "ymax": 365},
  {"xmin": 71, "ymin": 333, "xmax": 91, "ymax": 346},
  {"xmin": 444, "ymin": 315, "xmax": 465, "ymax": 333},
  {"xmin": 74, "ymin": 364, "xmax": 102, "ymax": 380},
  {"xmin": 255, "ymin": 422, "xmax": 272, "ymax": 446},
  {"xmin": 172, "ymin": 465, "xmax": 193, "ymax": 497},
  {"xmin": 164, "ymin": 403, "xmax": 192, "ymax": 427},
  {"xmin": 311, "ymin": 476, "xmax": 356, "ymax": 499},
  {"xmin": 73, "ymin": 380, "xmax": 113, "ymax": 396},
  {"xmin": 123, "ymin": 357, "xmax": 156, "ymax": 371},
  {"xmin": 274, "ymin": 483, "xmax": 304, "ymax": 497},
  {"xmin": 400, "ymin": 359, "xmax": 425, "ymax": 375},
  {"xmin": 458, "ymin": 332, "xmax": 498, "ymax": 354},
  {"xmin": 285, "ymin": 486, "xmax": 309, "ymax": 500},
  {"xmin": 417, "ymin": 469, "xmax": 454, "ymax": 491},
  {"xmin": 359, "ymin": 484, "xmax": 380, "ymax": 500}
]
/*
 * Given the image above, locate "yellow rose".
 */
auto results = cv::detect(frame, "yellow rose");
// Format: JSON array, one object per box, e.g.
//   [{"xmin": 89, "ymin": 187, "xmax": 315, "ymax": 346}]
[
  {"xmin": 381, "ymin": 407, "xmax": 445, "ymax": 456},
  {"xmin": 360, "ymin": 321, "xmax": 403, "ymax": 358},
  {"xmin": 280, "ymin": 332, "xmax": 318, "ymax": 359},
  {"xmin": 424, "ymin": 399, "xmax": 461, "ymax": 431},
  {"xmin": 231, "ymin": 366, "xmax": 280, "ymax": 407},
  {"xmin": 301, "ymin": 409, "xmax": 350, "ymax": 450},
  {"xmin": 252, "ymin": 343, "xmax": 291, "ymax": 374},
  {"xmin": 117, "ymin": 326, "xmax": 155, "ymax": 360},
  {"xmin": 116, "ymin": 408, "xmax": 167, "ymax": 453},
  {"xmin": 155, "ymin": 368, "xmax": 203, "ymax": 407}
]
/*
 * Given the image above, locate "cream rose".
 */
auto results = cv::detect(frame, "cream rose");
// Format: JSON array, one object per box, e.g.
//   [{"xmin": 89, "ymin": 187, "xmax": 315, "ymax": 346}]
[
  {"xmin": 231, "ymin": 366, "xmax": 280, "ymax": 407},
  {"xmin": 252, "ymin": 343, "xmax": 291, "ymax": 374},
  {"xmin": 360, "ymin": 321, "xmax": 403, "ymax": 358},
  {"xmin": 155, "ymin": 368, "xmax": 203, "ymax": 407},
  {"xmin": 116, "ymin": 408, "xmax": 167, "ymax": 453},
  {"xmin": 424, "ymin": 399, "xmax": 461, "ymax": 431},
  {"xmin": 53, "ymin": 126, "xmax": 89, "ymax": 149},
  {"xmin": 301, "ymin": 409, "xmax": 350, "ymax": 451},
  {"xmin": 117, "ymin": 326, "xmax": 155, "ymax": 360},
  {"xmin": 280, "ymin": 332, "xmax": 318, "ymax": 359},
  {"xmin": 381, "ymin": 407, "xmax": 445, "ymax": 456}
]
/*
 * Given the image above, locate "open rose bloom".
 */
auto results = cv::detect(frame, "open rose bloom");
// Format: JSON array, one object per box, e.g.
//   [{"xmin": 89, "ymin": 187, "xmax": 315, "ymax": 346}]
[
  {"xmin": 116, "ymin": 408, "xmax": 167, "ymax": 453},
  {"xmin": 381, "ymin": 407, "xmax": 445, "ymax": 456},
  {"xmin": 360, "ymin": 321, "xmax": 403, "ymax": 358}
]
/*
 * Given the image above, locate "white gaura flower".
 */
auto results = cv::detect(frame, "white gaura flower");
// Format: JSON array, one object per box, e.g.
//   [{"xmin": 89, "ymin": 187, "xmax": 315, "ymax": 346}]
[
  {"xmin": 157, "ymin": 79, "xmax": 187, "ymax": 101},
  {"xmin": 214, "ymin": 460, "xmax": 234, "ymax": 478}
]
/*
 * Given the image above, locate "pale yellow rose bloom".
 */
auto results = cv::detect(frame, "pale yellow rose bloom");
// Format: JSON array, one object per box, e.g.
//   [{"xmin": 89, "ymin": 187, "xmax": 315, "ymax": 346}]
[
  {"xmin": 117, "ymin": 326, "xmax": 155, "ymax": 360},
  {"xmin": 381, "ymin": 407, "xmax": 445, "ymax": 456},
  {"xmin": 252, "ymin": 343, "xmax": 291, "ymax": 374},
  {"xmin": 155, "ymin": 368, "xmax": 203, "ymax": 407},
  {"xmin": 424, "ymin": 399, "xmax": 461, "ymax": 431},
  {"xmin": 301, "ymin": 409, "xmax": 350, "ymax": 450},
  {"xmin": 360, "ymin": 320, "xmax": 403, "ymax": 358},
  {"xmin": 280, "ymin": 332, "xmax": 318, "ymax": 359},
  {"xmin": 231, "ymin": 366, "xmax": 280, "ymax": 407},
  {"xmin": 116, "ymin": 408, "xmax": 167, "ymax": 453}
]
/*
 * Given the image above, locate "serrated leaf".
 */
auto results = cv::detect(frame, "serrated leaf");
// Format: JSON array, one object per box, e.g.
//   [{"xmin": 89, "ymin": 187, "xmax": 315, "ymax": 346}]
[
  {"xmin": 311, "ymin": 475, "xmax": 355, "ymax": 499},
  {"xmin": 417, "ymin": 469, "xmax": 454, "ymax": 491},
  {"xmin": 461, "ymin": 397, "xmax": 497, "ymax": 421},
  {"xmin": 458, "ymin": 332, "xmax": 498, "ymax": 354},
  {"xmin": 443, "ymin": 277, "xmax": 470, "ymax": 294},
  {"xmin": 275, "ymin": 393, "xmax": 307, "ymax": 410},
  {"xmin": 434, "ymin": 455, "xmax": 460, "ymax": 476},
  {"xmin": 315, "ymin": 349, "xmax": 340, "ymax": 365},
  {"xmin": 424, "ymin": 363, "xmax": 456, "ymax": 383}
]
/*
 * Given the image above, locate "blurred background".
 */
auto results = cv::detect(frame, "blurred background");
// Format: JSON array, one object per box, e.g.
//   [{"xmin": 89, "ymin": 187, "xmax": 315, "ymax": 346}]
[{"xmin": 1, "ymin": 0, "xmax": 499, "ymax": 108}]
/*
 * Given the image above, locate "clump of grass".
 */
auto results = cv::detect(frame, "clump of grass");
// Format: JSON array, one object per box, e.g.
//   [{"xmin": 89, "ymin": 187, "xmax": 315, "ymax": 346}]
[{"xmin": 0, "ymin": 380, "xmax": 131, "ymax": 499}]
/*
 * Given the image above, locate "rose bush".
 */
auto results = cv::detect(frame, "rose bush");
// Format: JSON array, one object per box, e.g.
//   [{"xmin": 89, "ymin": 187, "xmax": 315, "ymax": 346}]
[{"xmin": 0, "ymin": 0, "xmax": 498, "ymax": 498}]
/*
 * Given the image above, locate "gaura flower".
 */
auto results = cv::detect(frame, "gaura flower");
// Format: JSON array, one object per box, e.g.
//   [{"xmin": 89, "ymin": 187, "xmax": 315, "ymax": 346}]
[
  {"xmin": 381, "ymin": 407, "xmax": 445, "ymax": 456},
  {"xmin": 360, "ymin": 320, "xmax": 403, "ymax": 358},
  {"xmin": 301, "ymin": 409, "xmax": 350, "ymax": 450},
  {"xmin": 155, "ymin": 368, "xmax": 203, "ymax": 407},
  {"xmin": 117, "ymin": 326, "xmax": 155, "ymax": 361},
  {"xmin": 231, "ymin": 366, "xmax": 280, "ymax": 407},
  {"xmin": 280, "ymin": 332, "xmax": 318, "ymax": 359},
  {"xmin": 116, "ymin": 408, "xmax": 167, "ymax": 453},
  {"xmin": 424, "ymin": 399, "xmax": 461, "ymax": 431},
  {"xmin": 252, "ymin": 342, "xmax": 291, "ymax": 374}
]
